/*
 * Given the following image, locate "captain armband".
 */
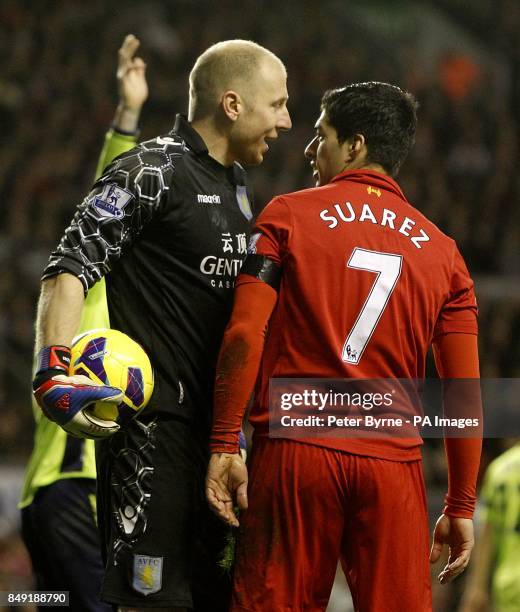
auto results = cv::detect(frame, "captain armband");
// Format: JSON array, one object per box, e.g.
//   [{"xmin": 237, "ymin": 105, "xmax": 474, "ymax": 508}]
[{"xmin": 240, "ymin": 254, "xmax": 281, "ymax": 291}]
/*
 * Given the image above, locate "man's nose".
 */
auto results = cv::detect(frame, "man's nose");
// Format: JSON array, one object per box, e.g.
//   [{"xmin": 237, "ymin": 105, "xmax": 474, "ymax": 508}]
[
  {"xmin": 277, "ymin": 107, "xmax": 292, "ymax": 131},
  {"xmin": 304, "ymin": 136, "xmax": 318, "ymax": 158}
]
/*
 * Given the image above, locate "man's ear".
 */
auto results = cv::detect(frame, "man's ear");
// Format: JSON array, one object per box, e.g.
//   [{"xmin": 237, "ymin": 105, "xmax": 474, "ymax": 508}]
[
  {"xmin": 221, "ymin": 90, "xmax": 242, "ymax": 122},
  {"xmin": 345, "ymin": 133, "xmax": 366, "ymax": 162}
]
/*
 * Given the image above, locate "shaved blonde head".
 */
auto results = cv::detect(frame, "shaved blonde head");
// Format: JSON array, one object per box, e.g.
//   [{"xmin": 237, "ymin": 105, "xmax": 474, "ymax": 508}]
[{"xmin": 188, "ymin": 39, "xmax": 286, "ymax": 121}]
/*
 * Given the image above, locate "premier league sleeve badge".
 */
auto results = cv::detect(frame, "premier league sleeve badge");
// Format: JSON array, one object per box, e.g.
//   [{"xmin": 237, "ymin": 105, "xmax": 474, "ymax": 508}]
[{"xmin": 91, "ymin": 183, "xmax": 134, "ymax": 219}]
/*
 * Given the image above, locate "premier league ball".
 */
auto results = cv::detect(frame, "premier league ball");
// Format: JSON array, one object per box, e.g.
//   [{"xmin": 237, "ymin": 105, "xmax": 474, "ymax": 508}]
[{"xmin": 70, "ymin": 328, "xmax": 154, "ymax": 426}]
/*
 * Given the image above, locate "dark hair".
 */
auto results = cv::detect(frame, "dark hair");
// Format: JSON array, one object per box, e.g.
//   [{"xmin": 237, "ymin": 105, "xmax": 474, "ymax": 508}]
[{"xmin": 321, "ymin": 82, "xmax": 418, "ymax": 177}]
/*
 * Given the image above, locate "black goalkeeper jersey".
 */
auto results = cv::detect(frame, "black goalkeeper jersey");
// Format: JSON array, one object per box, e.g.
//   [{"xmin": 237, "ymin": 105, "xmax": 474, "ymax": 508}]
[{"xmin": 44, "ymin": 115, "xmax": 253, "ymax": 425}]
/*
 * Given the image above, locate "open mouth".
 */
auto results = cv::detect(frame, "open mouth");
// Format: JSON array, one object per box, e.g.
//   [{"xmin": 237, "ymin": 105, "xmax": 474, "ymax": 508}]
[{"xmin": 264, "ymin": 135, "xmax": 277, "ymax": 151}]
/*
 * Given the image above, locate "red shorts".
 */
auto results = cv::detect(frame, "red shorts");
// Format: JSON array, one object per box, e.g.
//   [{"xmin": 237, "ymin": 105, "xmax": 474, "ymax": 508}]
[{"xmin": 232, "ymin": 438, "xmax": 432, "ymax": 612}]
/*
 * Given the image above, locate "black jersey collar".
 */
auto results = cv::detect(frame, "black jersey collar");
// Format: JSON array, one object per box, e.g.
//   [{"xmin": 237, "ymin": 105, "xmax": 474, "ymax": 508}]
[
  {"xmin": 172, "ymin": 114, "xmax": 207, "ymax": 154},
  {"xmin": 171, "ymin": 114, "xmax": 247, "ymax": 187}
]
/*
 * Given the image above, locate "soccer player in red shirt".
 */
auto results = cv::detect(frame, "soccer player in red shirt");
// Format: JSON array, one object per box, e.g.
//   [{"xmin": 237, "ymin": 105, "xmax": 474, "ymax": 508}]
[{"xmin": 206, "ymin": 82, "xmax": 482, "ymax": 612}]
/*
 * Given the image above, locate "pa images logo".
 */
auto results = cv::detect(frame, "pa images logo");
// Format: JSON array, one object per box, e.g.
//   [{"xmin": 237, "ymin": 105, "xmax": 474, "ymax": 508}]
[{"xmin": 91, "ymin": 183, "xmax": 133, "ymax": 219}]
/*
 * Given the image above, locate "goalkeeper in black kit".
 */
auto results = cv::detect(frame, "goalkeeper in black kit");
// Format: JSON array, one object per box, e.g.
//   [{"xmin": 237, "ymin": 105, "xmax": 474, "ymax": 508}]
[{"xmin": 32, "ymin": 39, "xmax": 291, "ymax": 610}]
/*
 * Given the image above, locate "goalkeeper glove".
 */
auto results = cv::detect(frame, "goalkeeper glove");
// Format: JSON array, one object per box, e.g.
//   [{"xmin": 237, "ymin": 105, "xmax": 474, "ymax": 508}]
[{"xmin": 32, "ymin": 345, "xmax": 124, "ymax": 439}]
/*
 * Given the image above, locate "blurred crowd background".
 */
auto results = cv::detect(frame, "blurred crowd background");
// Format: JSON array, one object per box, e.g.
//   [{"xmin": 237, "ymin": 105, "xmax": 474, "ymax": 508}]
[{"xmin": 0, "ymin": 0, "xmax": 519, "ymax": 609}]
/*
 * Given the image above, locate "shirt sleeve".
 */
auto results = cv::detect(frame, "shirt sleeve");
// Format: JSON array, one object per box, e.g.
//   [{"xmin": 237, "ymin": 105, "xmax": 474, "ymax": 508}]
[
  {"xmin": 95, "ymin": 129, "xmax": 138, "ymax": 179},
  {"xmin": 43, "ymin": 151, "xmax": 171, "ymax": 292},
  {"xmin": 248, "ymin": 197, "xmax": 292, "ymax": 263},
  {"xmin": 434, "ymin": 243, "xmax": 478, "ymax": 338},
  {"xmin": 237, "ymin": 196, "xmax": 292, "ymax": 289}
]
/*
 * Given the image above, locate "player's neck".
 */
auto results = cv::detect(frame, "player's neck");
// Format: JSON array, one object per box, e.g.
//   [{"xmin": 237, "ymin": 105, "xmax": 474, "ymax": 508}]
[
  {"xmin": 191, "ymin": 119, "xmax": 235, "ymax": 167},
  {"xmin": 361, "ymin": 162, "xmax": 387, "ymax": 175},
  {"xmin": 345, "ymin": 160, "xmax": 387, "ymax": 175}
]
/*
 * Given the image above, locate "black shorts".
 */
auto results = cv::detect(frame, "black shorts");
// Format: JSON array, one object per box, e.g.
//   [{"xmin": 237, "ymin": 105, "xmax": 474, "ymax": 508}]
[
  {"xmin": 96, "ymin": 412, "xmax": 232, "ymax": 610},
  {"xmin": 21, "ymin": 478, "xmax": 111, "ymax": 612}
]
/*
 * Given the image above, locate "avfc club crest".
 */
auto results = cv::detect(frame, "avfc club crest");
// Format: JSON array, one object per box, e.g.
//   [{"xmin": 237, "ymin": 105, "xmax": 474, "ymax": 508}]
[
  {"xmin": 92, "ymin": 183, "xmax": 133, "ymax": 219},
  {"xmin": 132, "ymin": 554, "xmax": 163, "ymax": 595},
  {"xmin": 236, "ymin": 185, "xmax": 253, "ymax": 221}
]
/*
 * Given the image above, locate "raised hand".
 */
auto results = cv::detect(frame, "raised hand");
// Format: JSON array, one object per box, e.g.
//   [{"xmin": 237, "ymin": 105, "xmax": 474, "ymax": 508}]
[{"xmin": 114, "ymin": 34, "xmax": 148, "ymax": 132}]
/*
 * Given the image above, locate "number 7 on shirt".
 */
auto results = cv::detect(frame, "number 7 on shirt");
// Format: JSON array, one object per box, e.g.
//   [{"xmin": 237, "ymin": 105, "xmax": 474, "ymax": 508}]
[{"xmin": 342, "ymin": 248, "xmax": 403, "ymax": 365}]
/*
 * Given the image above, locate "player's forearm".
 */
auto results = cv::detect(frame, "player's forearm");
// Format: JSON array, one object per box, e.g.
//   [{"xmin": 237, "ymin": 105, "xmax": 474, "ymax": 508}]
[
  {"xmin": 444, "ymin": 437, "xmax": 481, "ymax": 518},
  {"xmin": 211, "ymin": 281, "xmax": 277, "ymax": 453},
  {"xmin": 35, "ymin": 274, "xmax": 85, "ymax": 351},
  {"xmin": 96, "ymin": 35, "xmax": 146, "ymax": 178},
  {"xmin": 113, "ymin": 104, "xmax": 141, "ymax": 134},
  {"xmin": 443, "ymin": 379, "xmax": 482, "ymax": 518},
  {"xmin": 433, "ymin": 333, "xmax": 482, "ymax": 518},
  {"xmin": 211, "ymin": 330, "xmax": 259, "ymax": 453}
]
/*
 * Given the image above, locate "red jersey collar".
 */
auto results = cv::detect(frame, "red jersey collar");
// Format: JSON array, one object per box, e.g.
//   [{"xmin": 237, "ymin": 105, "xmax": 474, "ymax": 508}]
[{"xmin": 329, "ymin": 169, "xmax": 406, "ymax": 200}]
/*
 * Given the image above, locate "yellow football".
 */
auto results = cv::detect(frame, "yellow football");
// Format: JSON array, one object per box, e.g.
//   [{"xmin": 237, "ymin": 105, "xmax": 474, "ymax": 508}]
[{"xmin": 70, "ymin": 328, "xmax": 154, "ymax": 424}]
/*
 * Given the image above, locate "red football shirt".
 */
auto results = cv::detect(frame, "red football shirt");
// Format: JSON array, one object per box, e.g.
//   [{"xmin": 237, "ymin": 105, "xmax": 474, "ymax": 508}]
[{"xmin": 239, "ymin": 169, "xmax": 478, "ymax": 460}]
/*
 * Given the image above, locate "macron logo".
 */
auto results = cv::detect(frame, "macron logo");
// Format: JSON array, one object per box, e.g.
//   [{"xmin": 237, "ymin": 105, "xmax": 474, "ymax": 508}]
[{"xmin": 197, "ymin": 194, "xmax": 221, "ymax": 204}]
